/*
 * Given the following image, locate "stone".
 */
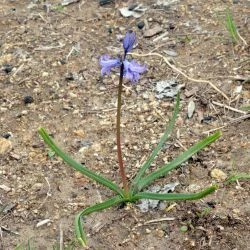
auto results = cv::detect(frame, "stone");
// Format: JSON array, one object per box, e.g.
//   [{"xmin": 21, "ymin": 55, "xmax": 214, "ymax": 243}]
[
  {"xmin": 0, "ymin": 184, "xmax": 11, "ymax": 192},
  {"xmin": 211, "ymin": 168, "xmax": 227, "ymax": 181},
  {"xmin": 144, "ymin": 25, "xmax": 163, "ymax": 38},
  {"xmin": 0, "ymin": 138, "xmax": 12, "ymax": 154}
]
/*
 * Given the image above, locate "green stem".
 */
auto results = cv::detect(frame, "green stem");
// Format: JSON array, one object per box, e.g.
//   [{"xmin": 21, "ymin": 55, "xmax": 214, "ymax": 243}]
[{"xmin": 117, "ymin": 62, "xmax": 129, "ymax": 196}]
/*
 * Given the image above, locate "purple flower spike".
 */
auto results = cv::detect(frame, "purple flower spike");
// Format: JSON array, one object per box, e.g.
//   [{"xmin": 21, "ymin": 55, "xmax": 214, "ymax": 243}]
[
  {"xmin": 99, "ymin": 55, "xmax": 121, "ymax": 76},
  {"xmin": 123, "ymin": 31, "xmax": 136, "ymax": 56},
  {"xmin": 123, "ymin": 60, "xmax": 147, "ymax": 82}
]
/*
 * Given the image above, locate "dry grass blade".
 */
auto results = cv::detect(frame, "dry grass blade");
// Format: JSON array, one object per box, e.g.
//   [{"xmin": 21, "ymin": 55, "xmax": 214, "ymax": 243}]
[{"xmin": 202, "ymin": 113, "xmax": 250, "ymax": 134}]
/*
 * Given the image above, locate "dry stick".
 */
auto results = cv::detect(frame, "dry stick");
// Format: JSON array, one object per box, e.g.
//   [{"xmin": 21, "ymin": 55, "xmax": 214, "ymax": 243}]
[
  {"xmin": 212, "ymin": 101, "xmax": 247, "ymax": 114},
  {"xmin": 130, "ymin": 52, "xmax": 229, "ymax": 100},
  {"xmin": 237, "ymin": 30, "xmax": 248, "ymax": 46},
  {"xmin": 0, "ymin": 226, "xmax": 19, "ymax": 235},
  {"xmin": 202, "ymin": 114, "xmax": 250, "ymax": 134},
  {"xmin": 133, "ymin": 217, "xmax": 176, "ymax": 230},
  {"xmin": 38, "ymin": 177, "xmax": 52, "ymax": 210},
  {"xmin": 143, "ymin": 217, "xmax": 176, "ymax": 225},
  {"xmin": 59, "ymin": 222, "xmax": 63, "ymax": 250},
  {"xmin": 12, "ymin": 63, "xmax": 24, "ymax": 77}
]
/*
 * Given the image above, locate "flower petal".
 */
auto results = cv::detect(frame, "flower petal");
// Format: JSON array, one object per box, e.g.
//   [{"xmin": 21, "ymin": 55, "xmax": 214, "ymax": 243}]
[
  {"xmin": 123, "ymin": 31, "xmax": 136, "ymax": 55},
  {"xmin": 100, "ymin": 55, "xmax": 120, "ymax": 76},
  {"xmin": 123, "ymin": 60, "xmax": 146, "ymax": 82}
]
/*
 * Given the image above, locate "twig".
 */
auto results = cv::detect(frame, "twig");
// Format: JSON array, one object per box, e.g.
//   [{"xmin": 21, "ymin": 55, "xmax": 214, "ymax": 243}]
[
  {"xmin": 0, "ymin": 226, "xmax": 19, "ymax": 235},
  {"xmin": 175, "ymin": 140, "xmax": 188, "ymax": 151},
  {"xmin": 130, "ymin": 52, "xmax": 230, "ymax": 100},
  {"xmin": 131, "ymin": 217, "xmax": 175, "ymax": 233},
  {"xmin": 38, "ymin": 13, "xmax": 47, "ymax": 23},
  {"xmin": 207, "ymin": 75, "xmax": 250, "ymax": 82},
  {"xmin": 38, "ymin": 177, "xmax": 52, "ymax": 210},
  {"xmin": 141, "ymin": 217, "xmax": 175, "ymax": 226},
  {"xmin": 59, "ymin": 222, "xmax": 63, "ymax": 250},
  {"xmin": 202, "ymin": 114, "xmax": 250, "ymax": 134},
  {"xmin": 212, "ymin": 101, "xmax": 247, "ymax": 114},
  {"xmin": 12, "ymin": 63, "xmax": 24, "ymax": 77},
  {"xmin": 236, "ymin": 30, "xmax": 248, "ymax": 46},
  {"xmin": 153, "ymin": 32, "xmax": 169, "ymax": 42},
  {"xmin": 66, "ymin": 43, "xmax": 80, "ymax": 61}
]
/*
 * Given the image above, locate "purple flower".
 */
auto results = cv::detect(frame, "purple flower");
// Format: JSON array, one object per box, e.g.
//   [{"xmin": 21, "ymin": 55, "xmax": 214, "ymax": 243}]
[
  {"xmin": 99, "ymin": 55, "xmax": 120, "ymax": 76},
  {"xmin": 99, "ymin": 31, "xmax": 146, "ymax": 83},
  {"xmin": 123, "ymin": 31, "xmax": 136, "ymax": 56},
  {"xmin": 123, "ymin": 60, "xmax": 147, "ymax": 82}
]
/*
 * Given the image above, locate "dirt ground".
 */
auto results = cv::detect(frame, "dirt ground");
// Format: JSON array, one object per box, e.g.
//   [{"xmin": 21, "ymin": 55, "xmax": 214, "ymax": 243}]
[{"xmin": 0, "ymin": 0, "xmax": 249, "ymax": 249}]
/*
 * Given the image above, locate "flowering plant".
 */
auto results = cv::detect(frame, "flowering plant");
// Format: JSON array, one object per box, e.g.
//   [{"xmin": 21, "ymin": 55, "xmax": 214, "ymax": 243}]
[{"xmin": 38, "ymin": 31, "xmax": 220, "ymax": 247}]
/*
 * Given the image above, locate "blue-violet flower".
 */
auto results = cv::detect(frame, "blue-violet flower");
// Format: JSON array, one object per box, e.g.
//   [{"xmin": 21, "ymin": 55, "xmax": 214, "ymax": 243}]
[
  {"xmin": 123, "ymin": 31, "xmax": 136, "ymax": 57},
  {"xmin": 100, "ymin": 31, "xmax": 146, "ymax": 82},
  {"xmin": 100, "ymin": 55, "xmax": 121, "ymax": 76},
  {"xmin": 123, "ymin": 60, "xmax": 146, "ymax": 82}
]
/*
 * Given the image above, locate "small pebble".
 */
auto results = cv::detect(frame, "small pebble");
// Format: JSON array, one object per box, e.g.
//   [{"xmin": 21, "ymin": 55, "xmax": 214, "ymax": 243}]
[
  {"xmin": 201, "ymin": 116, "xmax": 215, "ymax": 124},
  {"xmin": 99, "ymin": 0, "xmax": 113, "ymax": 6},
  {"xmin": 0, "ymin": 138, "xmax": 12, "ymax": 154},
  {"xmin": 2, "ymin": 64, "xmax": 13, "ymax": 73},
  {"xmin": 0, "ymin": 184, "xmax": 11, "ymax": 192},
  {"xmin": 164, "ymin": 50, "xmax": 178, "ymax": 57},
  {"xmin": 168, "ymin": 23, "xmax": 175, "ymax": 30},
  {"xmin": 65, "ymin": 72, "xmax": 74, "ymax": 81},
  {"xmin": 211, "ymin": 168, "xmax": 227, "ymax": 181},
  {"xmin": 23, "ymin": 96, "xmax": 34, "ymax": 104},
  {"xmin": 144, "ymin": 25, "xmax": 163, "ymax": 38},
  {"xmin": 1, "ymin": 132, "xmax": 12, "ymax": 139},
  {"xmin": 137, "ymin": 21, "xmax": 145, "ymax": 29}
]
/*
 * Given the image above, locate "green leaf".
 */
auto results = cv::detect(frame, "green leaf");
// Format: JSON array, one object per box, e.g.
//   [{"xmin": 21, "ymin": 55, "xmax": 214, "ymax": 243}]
[
  {"xmin": 47, "ymin": 150, "xmax": 55, "ymax": 158},
  {"xmin": 225, "ymin": 8, "xmax": 239, "ymax": 43},
  {"xmin": 180, "ymin": 225, "xmax": 188, "ymax": 232},
  {"xmin": 75, "ymin": 195, "xmax": 125, "ymax": 246},
  {"xmin": 134, "ymin": 185, "xmax": 217, "ymax": 200},
  {"xmin": 225, "ymin": 173, "xmax": 250, "ymax": 184},
  {"xmin": 38, "ymin": 128, "xmax": 124, "ymax": 196},
  {"xmin": 137, "ymin": 131, "xmax": 221, "ymax": 191},
  {"xmin": 131, "ymin": 93, "xmax": 180, "ymax": 194},
  {"xmin": 240, "ymin": 106, "xmax": 250, "ymax": 111}
]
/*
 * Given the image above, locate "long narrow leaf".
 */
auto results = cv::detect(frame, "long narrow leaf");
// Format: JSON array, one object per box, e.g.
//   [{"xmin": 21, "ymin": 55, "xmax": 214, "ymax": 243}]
[
  {"xmin": 75, "ymin": 195, "xmax": 125, "ymax": 246},
  {"xmin": 131, "ymin": 93, "xmax": 180, "ymax": 193},
  {"xmin": 38, "ymin": 128, "xmax": 124, "ymax": 196},
  {"xmin": 137, "ymin": 131, "xmax": 221, "ymax": 191},
  {"xmin": 135, "ymin": 185, "xmax": 217, "ymax": 200}
]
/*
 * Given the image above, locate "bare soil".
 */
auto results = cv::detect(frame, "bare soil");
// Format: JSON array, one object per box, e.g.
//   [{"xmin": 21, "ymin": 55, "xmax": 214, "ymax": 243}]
[{"xmin": 0, "ymin": 0, "xmax": 249, "ymax": 249}]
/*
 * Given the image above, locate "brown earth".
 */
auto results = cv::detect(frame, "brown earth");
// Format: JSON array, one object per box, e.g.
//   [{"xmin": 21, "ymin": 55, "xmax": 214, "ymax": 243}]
[{"xmin": 0, "ymin": 0, "xmax": 249, "ymax": 249}]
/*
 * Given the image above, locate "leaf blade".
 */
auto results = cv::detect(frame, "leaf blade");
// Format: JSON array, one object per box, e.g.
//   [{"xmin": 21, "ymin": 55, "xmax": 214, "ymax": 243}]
[
  {"xmin": 38, "ymin": 128, "xmax": 124, "ymax": 196},
  {"xmin": 75, "ymin": 195, "xmax": 125, "ymax": 246},
  {"xmin": 137, "ymin": 131, "xmax": 221, "ymax": 191},
  {"xmin": 131, "ymin": 93, "xmax": 180, "ymax": 193},
  {"xmin": 135, "ymin": 185, "xmax": 217, "ymax": 200}
]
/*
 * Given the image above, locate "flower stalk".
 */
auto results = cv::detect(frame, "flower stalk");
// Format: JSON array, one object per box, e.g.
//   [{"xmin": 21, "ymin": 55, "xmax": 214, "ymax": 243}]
[{"xmin": 116, "ymin": 62, "xmax": 129, "ymax": 196}]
